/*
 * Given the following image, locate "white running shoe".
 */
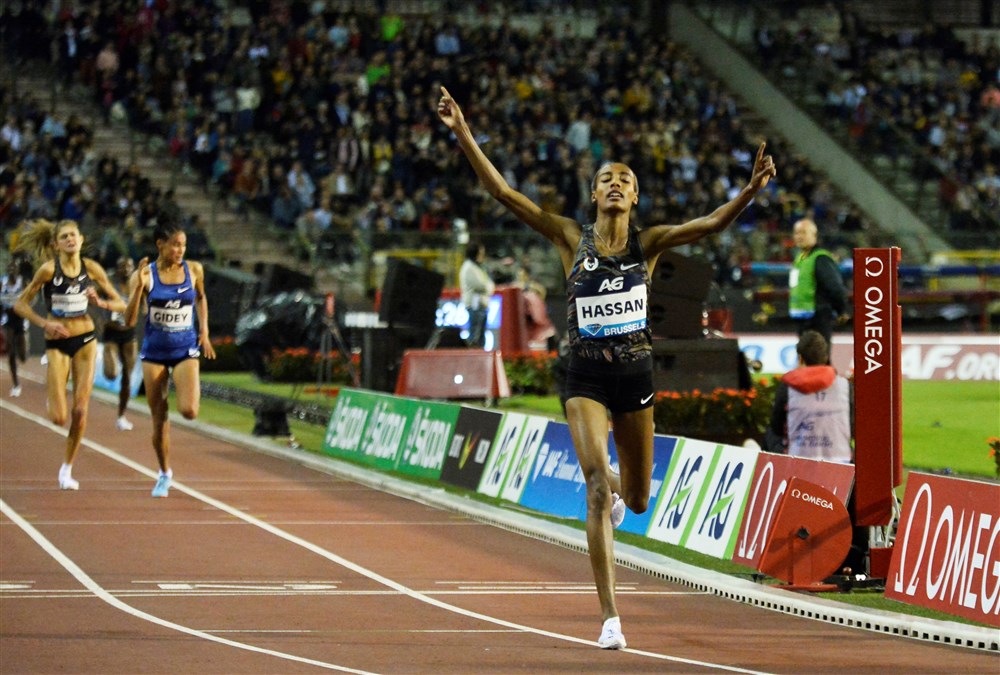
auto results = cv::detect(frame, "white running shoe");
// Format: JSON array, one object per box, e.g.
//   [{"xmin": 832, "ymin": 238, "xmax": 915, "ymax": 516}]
[
  {"xmin": 151, "ymin": 474, "xmax": 171, "ymax": 498},
  {"xmin": 116, "ymin": 416, "xmax": 134, "ymax": 431},
  {"xmin": 611, "ymin": 493, "xmax": 626, "ymax": 528},
  {"xmin": 10, "ymin": 385, "xmax": 21, "ymax": 397},
  {"xmin": 58, "ymin": 465, "xmax": 79, "ymax": 491},
  {"xmin": 598, "ymin": 616, "xmax": 626, "ymax": 650}
]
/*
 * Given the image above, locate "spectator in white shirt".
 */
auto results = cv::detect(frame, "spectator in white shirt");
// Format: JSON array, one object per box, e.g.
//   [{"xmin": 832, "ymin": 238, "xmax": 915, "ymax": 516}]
[{"xmin": 459, "ymin": 240, "xmax": 495, "ymax": 348}]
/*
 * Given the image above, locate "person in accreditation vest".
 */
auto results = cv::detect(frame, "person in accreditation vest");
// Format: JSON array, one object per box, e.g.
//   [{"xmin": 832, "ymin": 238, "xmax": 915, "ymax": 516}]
[
  {"xmin": 788, "ymin": 218, "xmax": 849, "ymax": 353},
  {"xmin": 765, "ymin": 329, "xmax": 853, "ymax": 462}
]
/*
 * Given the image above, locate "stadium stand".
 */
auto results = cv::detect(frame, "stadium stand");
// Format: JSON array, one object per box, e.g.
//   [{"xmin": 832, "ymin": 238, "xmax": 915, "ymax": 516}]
[
  {"xmin": 2, "ymin": 0, "xmax": 995, "ymax": 329},
  {"xmin": 1, "ymin": 3, "xmax": 884, "ymax": 287},
  {"xmin": 0, "ymin": 90, "xmax": 213, "ymax": 267},
  {"xmin": 693, "ymin": 0, "xmax": 999, "ymax": 252}
]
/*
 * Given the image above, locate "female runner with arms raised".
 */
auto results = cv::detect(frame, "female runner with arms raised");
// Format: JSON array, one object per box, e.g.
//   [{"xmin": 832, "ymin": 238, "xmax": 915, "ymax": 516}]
[{"xmin": 437, "ymin": 87, "xmax": 776, "ymax": 649}]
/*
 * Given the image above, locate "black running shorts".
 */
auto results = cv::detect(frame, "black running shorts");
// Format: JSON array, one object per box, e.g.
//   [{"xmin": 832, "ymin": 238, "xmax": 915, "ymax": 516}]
[{"xmin": 563, "ymin": 354, "xmax": 655, "ymax": 414}]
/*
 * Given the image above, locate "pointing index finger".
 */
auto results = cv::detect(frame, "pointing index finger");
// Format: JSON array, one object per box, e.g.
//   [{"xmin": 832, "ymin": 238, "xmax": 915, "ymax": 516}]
[{"xmin": 440, "ymin": 86, "xmax": 451, "ymax": 100}]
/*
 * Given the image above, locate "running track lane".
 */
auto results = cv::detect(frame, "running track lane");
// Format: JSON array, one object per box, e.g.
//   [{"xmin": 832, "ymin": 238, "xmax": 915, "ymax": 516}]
[{"xmin": 0, "ymin": 370, "xmax": 994, "ymax": 674}]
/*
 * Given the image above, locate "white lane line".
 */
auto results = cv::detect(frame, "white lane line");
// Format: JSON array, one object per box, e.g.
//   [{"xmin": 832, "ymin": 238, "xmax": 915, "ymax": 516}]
[
  {"xmin": 2, "ymin": 400, "xmax": 770, "ymax": 674},
  {"xmin": 0, "ymin": 520, "xmax": 474, "ymax": 526},
  {"xmin": 206, "ymin": 629, "xmax": 522, "ymax": 635},
  {"xmin": 132, "ymin": 579, "xmax": 341, "ymax": 584},
  {"xmin": 0, "ymin": 499, "xmax": 373, "ymax": 674},
  {"xmin": 0, "ymin": 588, "xmax": 696, "ymax": 599}
]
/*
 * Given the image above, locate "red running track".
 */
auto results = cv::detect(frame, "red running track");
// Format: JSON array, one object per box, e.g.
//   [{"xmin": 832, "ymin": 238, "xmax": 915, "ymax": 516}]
[{"xmin": 1, "ymin": 365, "xmax": 995, "ymax": 674}]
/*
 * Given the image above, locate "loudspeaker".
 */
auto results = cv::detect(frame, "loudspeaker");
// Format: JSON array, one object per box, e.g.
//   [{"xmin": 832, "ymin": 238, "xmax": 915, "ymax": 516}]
[
  {"xmin": 651, "ymin": 338, "xmax": 751, "ymax": 393},
  {"xmin": 360, "ymin": 325, "xmax": 435, "ymax": 392},
  {"xmin": 360, "ymin": 327, "xmax": 397, "ymax": 392},
  {"xmin": 650, "ymin": 252, "xmax": 715, "ymax": 298},
  {"xmin": 379, "ymin": 259, "xmax": 445, "ymax": 330},
  {"xmin": 648, "ymin": 296, "xmax": 704, "ymax": 339},
  {"xmin": 204, "ymin": 265, "xmax": 260, "ymax": 335},
  {"xmin": 427, "ymin": 326, "xmax": 466, "ymax": 349},
  {"xmin": 648, "ymin": 252, "xmax": 715, "ymax": 339},
  {"xmin": 254, "ymin": 262, "xmax": 314, "ymax": 295}
]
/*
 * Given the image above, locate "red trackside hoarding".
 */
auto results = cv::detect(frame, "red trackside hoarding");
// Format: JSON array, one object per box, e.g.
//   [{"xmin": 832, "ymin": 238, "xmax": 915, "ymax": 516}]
[{"xmin": 886, "ymin": 472, "xmax": 1000, "ymax": 627}]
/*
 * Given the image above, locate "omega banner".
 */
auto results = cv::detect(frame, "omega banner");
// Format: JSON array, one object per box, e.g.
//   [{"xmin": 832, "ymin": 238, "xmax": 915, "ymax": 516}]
[
  {"xmin": 885, "ymin": 472, "xmax": 1000, "ymax": 627},
  {"xmin": 853, "ymin": 248, "xmax": 902, "ymax": 526}
]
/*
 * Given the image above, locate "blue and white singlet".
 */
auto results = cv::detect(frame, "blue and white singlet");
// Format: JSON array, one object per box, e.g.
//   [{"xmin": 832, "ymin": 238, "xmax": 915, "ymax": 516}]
[{"xmin": 140, "ymin": 261, "xmax": 200, "ymax": 363}]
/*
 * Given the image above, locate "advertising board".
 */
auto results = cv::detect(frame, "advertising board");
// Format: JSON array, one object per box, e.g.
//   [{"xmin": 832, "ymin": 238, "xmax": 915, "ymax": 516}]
[{"xmin": 885, "ymin": 472, "xmax": 1000, "ymax": 627}]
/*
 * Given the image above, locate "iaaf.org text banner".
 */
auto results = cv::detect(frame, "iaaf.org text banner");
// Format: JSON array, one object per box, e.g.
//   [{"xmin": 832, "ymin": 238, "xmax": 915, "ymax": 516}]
[
  {"xmin": 738, "ymin": 334, "xmax": 999, "ymax": 381},
  {"xmin": 885, "ymin": 472, "xmax": 1000, "ymax": 627}
]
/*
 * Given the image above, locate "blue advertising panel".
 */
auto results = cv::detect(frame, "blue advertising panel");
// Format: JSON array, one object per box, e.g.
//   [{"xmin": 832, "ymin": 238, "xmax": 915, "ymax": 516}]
[
  {"xmin": 517, "ymin": 421, "xmax": 586, "ymax": 520},
  {"xmin": 608, "ymin": 434, "xmax": 678, "ymax": 536}
]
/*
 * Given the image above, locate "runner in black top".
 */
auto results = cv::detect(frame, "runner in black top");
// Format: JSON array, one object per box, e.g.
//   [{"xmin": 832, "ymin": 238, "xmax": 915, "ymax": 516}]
[
  {"xmin": 102, "ymin": 256, "xmax": 138, "ymax": 431},
  {"xmin": 14, "ymin": 219, "xmax": 126, "ymax": 490},
  {"xmin": 438, "ymin": 87, "xmax": 776, "ymax": 649},
  {"xmin": 1, "ymin": 259, "xmax": 29, "ymax": 397}
]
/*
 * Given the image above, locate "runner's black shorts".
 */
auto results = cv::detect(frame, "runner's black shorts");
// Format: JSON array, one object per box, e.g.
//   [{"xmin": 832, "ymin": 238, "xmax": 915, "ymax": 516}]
[
  {"xmin": 103, "ymin": 325, "xmax": 136, "ymax": 345},
  {"xmin": 563, "ymin": 354, "xmax": 655, "ymax": 414}
]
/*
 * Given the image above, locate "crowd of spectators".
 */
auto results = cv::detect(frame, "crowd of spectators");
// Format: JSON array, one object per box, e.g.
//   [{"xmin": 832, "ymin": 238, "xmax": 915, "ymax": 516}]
[
  {"xmin": 751, "ymin": 1, "xmax": 1000, "ymax": 242},
  {"xmin": 4, "ymin": 0, "xmax": 901, "ymax": 291},
  {"xmin": 0, "ymin": 89, "xmax": 212, "ymax": 269}
]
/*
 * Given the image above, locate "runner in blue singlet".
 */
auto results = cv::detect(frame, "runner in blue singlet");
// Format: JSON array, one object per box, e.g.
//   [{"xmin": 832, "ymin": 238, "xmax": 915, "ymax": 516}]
[
  {"xmin": 125, "ymin": 222, "xmax": 216, "ymax": 498},
  {"xmin": 438, "ymin": 87, "xmax": 777, "ymax": 650}
]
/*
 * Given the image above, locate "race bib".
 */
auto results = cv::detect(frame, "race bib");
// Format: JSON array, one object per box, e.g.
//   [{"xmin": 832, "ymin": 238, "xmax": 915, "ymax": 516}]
[
  {"xmin": 575, "ymin": 274, "xmax": 647, "ymax": 339},
  {"xmin": 51, "ymin": 292, "xmax": 89, "ymax": 317},
  {"xmin": 149, "ymin": 304, "xmax": 193, "ymax": 332}
]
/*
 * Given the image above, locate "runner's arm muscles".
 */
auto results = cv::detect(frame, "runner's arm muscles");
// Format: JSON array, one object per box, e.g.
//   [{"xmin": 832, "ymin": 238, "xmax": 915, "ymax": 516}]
[{"xmin": 13, "ymin": 262, "xmax": 53, "ymax": 329}]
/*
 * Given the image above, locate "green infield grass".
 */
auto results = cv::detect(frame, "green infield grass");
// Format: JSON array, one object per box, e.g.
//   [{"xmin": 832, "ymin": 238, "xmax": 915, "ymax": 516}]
[{"xmin": 897, "ymin": 380, "xmax": 998, "ymax": 479}]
